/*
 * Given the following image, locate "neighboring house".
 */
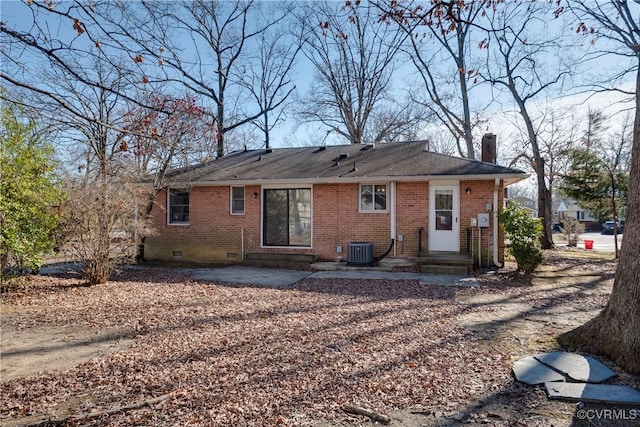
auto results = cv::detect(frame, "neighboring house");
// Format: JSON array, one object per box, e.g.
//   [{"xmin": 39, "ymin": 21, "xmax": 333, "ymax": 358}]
[
  {"xmin": 145, "ymin": 136, "xmax": 528, "ymax": 268},
  {"xmin": 508, "ymin": 196, "xmax": 538, "ymax": 218},
  {"xmin": 555, "ymin": 198, "xmax": 599, "ymax": 231}
]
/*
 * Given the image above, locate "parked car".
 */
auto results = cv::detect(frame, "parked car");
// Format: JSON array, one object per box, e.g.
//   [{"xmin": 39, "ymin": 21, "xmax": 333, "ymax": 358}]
[{"xmin": 601, "ymin": 221, "xmax": 623, "ymax": 235}]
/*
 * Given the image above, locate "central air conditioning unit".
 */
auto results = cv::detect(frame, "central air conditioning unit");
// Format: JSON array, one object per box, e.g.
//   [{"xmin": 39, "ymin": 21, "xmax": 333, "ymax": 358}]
[{"xmin": 347, "ymin": 242, "xmax": 373, "ymax": 266}]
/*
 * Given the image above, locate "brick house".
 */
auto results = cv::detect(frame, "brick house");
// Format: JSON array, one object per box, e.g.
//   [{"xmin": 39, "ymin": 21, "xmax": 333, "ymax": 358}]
[{"xmin": 145, "ymin": 136, "xmax": 528, "ymax": 268}]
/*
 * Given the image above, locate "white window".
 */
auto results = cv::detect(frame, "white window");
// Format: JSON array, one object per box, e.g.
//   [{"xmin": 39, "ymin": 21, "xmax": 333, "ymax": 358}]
[
  {"xmin": 168, "ymin": 188, "xmax": 190, "ymax": 225},
  {"xmin": 231, "ymin": 186, "xmax": 245, "ymax": 215},
  {"xmin": 360, "ymin": 184, "xmax": 387, "ymax": 212}
]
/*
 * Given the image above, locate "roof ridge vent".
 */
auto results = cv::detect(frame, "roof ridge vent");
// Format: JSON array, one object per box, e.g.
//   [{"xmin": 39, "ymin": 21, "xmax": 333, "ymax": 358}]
[{"xmin": 361, "ymin": 143, "xmax": 375, "ymax": 151}]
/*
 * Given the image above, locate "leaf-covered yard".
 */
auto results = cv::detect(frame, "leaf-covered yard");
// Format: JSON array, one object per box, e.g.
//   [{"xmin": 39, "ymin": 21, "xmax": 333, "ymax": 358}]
[{"xmin": 1, "ymin": 251, "xmax": 637, "ymax": 426}]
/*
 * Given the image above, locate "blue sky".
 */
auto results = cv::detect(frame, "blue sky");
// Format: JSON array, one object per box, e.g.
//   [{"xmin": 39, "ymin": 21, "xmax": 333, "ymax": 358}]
[{"xmin": 1, "ymin": 0, "xmax": 636, "ymax": 157}]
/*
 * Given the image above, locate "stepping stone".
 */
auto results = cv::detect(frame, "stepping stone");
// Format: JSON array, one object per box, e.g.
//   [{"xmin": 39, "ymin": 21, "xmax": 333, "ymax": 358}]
[
  {"xmin": 545, "ymin": 382, "xmax": 640, "ymax": 405},
  {"xmin": 534, "ymin": 351, "xmax": 617, "ymax": 383},
  {"xmin": 512, "ymin": 356, "xmax": 566, "ymax": 385}
]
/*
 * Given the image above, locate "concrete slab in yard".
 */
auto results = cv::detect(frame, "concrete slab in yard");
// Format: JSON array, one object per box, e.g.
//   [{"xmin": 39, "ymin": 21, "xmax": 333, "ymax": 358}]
[
  {"xmin": 189, "ymin": 266, "xmax": 312, "ymax": 287},
  {"xmin": 545, "ymin": 382, "xmax": 640, "ymax": 405},
  {"xmin": 534, "ymin": 351, "xmax": 617, "ymax": 383},
  {"xmin": 309, "ymin": 270, "xmax": 420, "ymax": 281},
  {"xmin": 513, "ymin": 356, "xmax": 566, "ymax": 385},
  {"xmin": 419, "ymin": 274, "xmax": 479, "ymax": 288}
]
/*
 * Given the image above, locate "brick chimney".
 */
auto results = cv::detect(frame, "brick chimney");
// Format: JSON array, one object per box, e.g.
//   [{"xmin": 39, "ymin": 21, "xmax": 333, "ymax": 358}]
[{"xmin": 481, "ymin": 133, "xmax": 497, "ymax": 163}]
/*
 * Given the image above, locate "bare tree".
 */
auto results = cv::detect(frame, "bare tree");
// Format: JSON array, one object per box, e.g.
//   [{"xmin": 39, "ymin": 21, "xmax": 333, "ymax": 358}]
[
  {"xmin": 2, "ymin": 0, "xmax": 298, "ymax": 157},
  {"xmin": 481, "ymin": 1, "xmax": 574, "ymax": 249},
  {"xmin": 50, "ymin": 61, "xmax": 150, "ymax": 284},
  {"xmin": 236, "ymin": 12, "xmax": 302, "ymax": 150},
  {"xmin": 0, "ymin": 1, "xmax": 151, "ymax": 122},
  {"xmin": 1, "ymin": 2, "xmax": 166, "ymax": 282},
  {"xmin": 90, "ymin": 0, "xmax": 296, "ymax": 157},
  {"xmin": 61, "ymin": 180, "xmax": 152, "ymax": 285},
  {"xmin": 367, "ymin": 104, "xmax": 429, "ymax": 144},
  {"xmin": 297, "ymin": 1, "xmax": 415, "ymax": 145},
  {"xmin": 507, "ymin": 105, "xmax": 579, "ymax": 222},
  {"xmin": 557, "ymin": 0, "xmax": 640, "ymax": 374},
  {"xmin": 376, "ymin": 0, "xmax": 491, "ymax": 158}
]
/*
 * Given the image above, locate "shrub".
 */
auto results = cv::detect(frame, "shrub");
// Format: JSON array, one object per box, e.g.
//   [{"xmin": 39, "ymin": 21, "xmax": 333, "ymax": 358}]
[
  {"xmin": 499, "ymin": 202, "xmax": 544, "ymax": 275},
  {"xmin": 560, "ymin": 217, "xmax": 585, "ymax": 246},
  {"xmin": 0, "ymin": 107, "xmax": 65, "ymax": 281},
  {"xmin": 60, "ymin": 181, "xmax": 153, "ymax": 285}
]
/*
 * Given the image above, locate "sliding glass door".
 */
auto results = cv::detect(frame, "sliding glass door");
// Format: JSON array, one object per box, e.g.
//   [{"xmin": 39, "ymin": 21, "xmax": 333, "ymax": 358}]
[{"xmin": 263, "ymin": 188, "xmax": 311, "ymax": 247}]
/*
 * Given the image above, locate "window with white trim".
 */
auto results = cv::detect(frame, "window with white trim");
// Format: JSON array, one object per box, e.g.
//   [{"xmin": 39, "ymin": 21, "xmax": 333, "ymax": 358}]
[
  {"xmin": 231, "ymin": 186, "xmax": 245, "ymax": 215},
  {"xmin": 360, "ymin": 184, "xmax": 387, "ymax": 212},
  {"xmin": 168, "ymin": 188, "xmax": 190, "ymax": 224}
]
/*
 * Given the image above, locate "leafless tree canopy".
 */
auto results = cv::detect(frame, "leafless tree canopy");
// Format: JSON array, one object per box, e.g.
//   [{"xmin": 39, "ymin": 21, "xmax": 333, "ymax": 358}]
[
  {"xmin": 479, "ymin": 0, "xmax": 575, "ymax": 249},
  {"xmin": 296, "ymin": 1, "xmax": 429, "ymax": 145},
  {"xmin": 374, "ymin": 0, "xmax": 493, "ymax": 158}
]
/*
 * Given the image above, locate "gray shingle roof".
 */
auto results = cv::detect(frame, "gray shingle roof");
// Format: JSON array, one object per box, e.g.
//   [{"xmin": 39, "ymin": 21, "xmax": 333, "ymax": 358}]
[{"xmin": 164, "ymin": 141, "xmax": 528, "ymax": 185}]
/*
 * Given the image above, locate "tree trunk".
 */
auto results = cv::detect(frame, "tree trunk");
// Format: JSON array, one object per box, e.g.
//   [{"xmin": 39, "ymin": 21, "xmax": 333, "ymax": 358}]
[
  {"xmin": 513, "ymin": 88, "xmax": 554, "ymax": 249},
  {"xmin": 611, "ymin": 191, "xmax": 620, "ymax": 259},
  {"xmin": 531, "ymin": 156, "xmax": 554, "ymax": 249},
  {"xmin": 558, "ymin": 66, "xmax": 640, "ymax": 374}
]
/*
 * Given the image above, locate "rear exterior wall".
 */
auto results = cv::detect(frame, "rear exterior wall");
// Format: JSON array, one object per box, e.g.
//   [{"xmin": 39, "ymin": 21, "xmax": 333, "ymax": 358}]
[{"xmin": 144, "ymin": 180, "xmax": 504, "ymax": 265}]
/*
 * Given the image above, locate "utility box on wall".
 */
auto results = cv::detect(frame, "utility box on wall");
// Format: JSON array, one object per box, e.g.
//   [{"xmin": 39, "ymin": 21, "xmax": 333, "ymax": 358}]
[{"xmin": 477, "ymin": 213, "xmax": 490, "ymax": 228}]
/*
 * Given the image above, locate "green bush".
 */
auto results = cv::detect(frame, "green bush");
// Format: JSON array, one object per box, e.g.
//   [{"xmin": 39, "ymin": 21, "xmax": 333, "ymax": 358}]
[
  {"xmin": 1, "ymin": 107, "xmax": 64, "ymax": 280},
  {"xmin": 499, "ymin": 202, "xmax": 544, "ymax": 274}
]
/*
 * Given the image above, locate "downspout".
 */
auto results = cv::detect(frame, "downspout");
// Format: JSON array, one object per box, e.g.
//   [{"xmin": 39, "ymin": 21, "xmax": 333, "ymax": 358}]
[
  {"xmin": 241, "ymin": 228, "xmax": 245, "ymax": 261},
  {"xmin": 391, "ymin": 181, "xmax": 397, "ymax": 257},
  {"xmin": 493, "ymin": 178, "xmax": 503, "ymax": 267}
]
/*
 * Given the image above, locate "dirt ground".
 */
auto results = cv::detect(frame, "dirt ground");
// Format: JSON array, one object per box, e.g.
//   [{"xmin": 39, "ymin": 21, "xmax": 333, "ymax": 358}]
[{"xmin": 1, "ymin": 249, "xmax": 639, "ymax": 426}]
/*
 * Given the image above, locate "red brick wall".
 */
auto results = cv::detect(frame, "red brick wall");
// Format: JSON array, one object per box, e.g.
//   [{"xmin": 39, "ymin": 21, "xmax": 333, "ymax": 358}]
[
  {"xmin": 395, "ymin": 182, "xmax": 428, "ymax": 257},
  {"xmin": 312, "ymin": 183, "xmax": 391, "ymax": 261},
  {"xmin": 145, "ymin": 186, "xmax": 262, "ymax": 262},
  {"xmin": 145, "ymin": 180, "xmax": 505, "ymax": 265},
  {"xmin": 459, "ymin": 179, "xmax": 505, "ymax": 266}
]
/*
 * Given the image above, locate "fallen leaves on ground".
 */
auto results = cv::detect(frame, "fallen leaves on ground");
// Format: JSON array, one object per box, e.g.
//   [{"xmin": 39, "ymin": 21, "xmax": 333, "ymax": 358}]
[{"xmin": 0, "ymin": 254, "xmax": 625, "ymax": 426}]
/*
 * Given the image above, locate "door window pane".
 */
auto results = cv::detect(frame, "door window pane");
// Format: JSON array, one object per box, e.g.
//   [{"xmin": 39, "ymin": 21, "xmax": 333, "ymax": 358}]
[
  {"xmin": 435, "ymin": 190, "xmax": 453, "ymax": 230},
  {"xmin": 435, "ymin": 211, "xmax": 453, "ymax": 230},
  {"xmin": 288, "ymin": 189, "xmax": 311, "ymax": 246},
  {"xmin": 264, "ymin": 189, "xmax": 289, "ymax": 246},
  {"xmin": 435, "ymin": 190, "xmax": 453, "ymax": 209}
]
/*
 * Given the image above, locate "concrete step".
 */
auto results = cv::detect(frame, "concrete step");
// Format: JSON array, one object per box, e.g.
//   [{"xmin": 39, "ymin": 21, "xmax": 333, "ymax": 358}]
[
  {"xmin": 378, "ymin": 257, "xmax": 417, "ymax": 268},
  {"xmin": 421, "ymin": 264, "xmax": 470, "ymax": 275},
  {"xmin": 242, "ymin": 252, "xmax": 317, "ymax": 269},
  {"xmin": 244, "ymin": 253, "xmax": 317, "ymax": 263}
]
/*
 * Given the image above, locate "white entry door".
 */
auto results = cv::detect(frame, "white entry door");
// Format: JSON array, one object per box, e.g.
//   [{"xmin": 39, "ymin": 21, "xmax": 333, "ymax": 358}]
[{"xmin": 429, "ymin": 184, "xmax": 460, "ymax": 252}]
